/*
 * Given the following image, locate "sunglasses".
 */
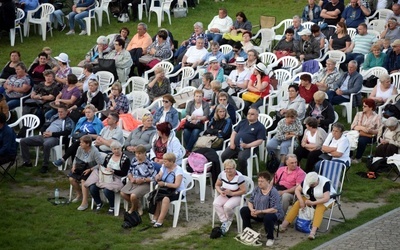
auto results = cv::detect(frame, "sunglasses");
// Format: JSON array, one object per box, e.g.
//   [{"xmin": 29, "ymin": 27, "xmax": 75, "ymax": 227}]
[{"xmin": 162, "ymin": 100, "xmax": 170, "ymax": 103}]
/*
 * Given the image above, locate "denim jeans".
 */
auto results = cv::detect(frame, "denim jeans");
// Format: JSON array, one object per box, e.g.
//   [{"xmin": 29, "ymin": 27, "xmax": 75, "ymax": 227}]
[
  {"xmin": 68, "ymin": 11, "xmax": 89, "ymax": 30},
  {"xmin": 183, "ymin": 128, "xmax": 202, "ymax": 151},
  {"xmin": 52, "ymin": 10, "xmax": 65, "ymax": 26},
  {"xmin": 89, "ymin": 184, "xmax": 115, "ymax": 208}
]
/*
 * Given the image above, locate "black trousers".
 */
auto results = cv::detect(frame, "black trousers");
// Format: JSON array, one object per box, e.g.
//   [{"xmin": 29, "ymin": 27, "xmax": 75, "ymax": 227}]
[{"xmin": 294, "ymin": 146, "xmax": 322, "ymax": 173}]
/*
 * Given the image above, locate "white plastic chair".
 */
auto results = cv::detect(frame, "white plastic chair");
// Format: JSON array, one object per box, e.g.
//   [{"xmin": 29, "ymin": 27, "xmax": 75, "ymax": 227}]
[
  {"xmin": 390, "ymin": 72, "xmax": 400, "ymax": 90},
  {"xmin": 360, "ymin": 67, "xmax": 388, "ymax": 95},
  {"xmin": 24, "ymin": 3, "xmax": 55, "ymax": 41},
  {"xmin": 181, "ymin": 158, "xmax": 213, "ymax": 203},
  {"xmin": 148, "ymin": 0, "xmax": 173, "ymax": 28},
  {"xmin": 339, "ymin": 92, "xmax": 359, "ymax": 123},
  {"xmin": 95, "ymin": 71, "xmax": 115, "ymax": 93},
  {"xmin": 211, "ymin": 175, "xmax": 254, "ymax": 233},
  {"xmin": 143, "ymin": 61, "xmax": 174, "ymax": 81},
  {"xmin": 168, "ymin": 171, "xmax": 194, "ymax": 227},
  {"xmin": 269, "ymin": 56, "xmax": 299, "ymax": 75},
  {"xmin": 168, "ymin": 66, "xmax": 196, "ymax": 92},
  {"xmin": 258, "ymin": 114, "xmax": 274, "ymax": 162},
  {"xmin": 219, "ymin": 44, "xmax": 233, "ymax": 55},
  {"xmin": 34, "ymin": 135, "xmax": 64, "ymax": 169},
  {"xmin": 302, "ymin": 21, "xmax": 315, "ymax": 30},
  {"xmin": 290, "ymin": 72, "xmax": 313, "ymax": 85},
  {"xmin": 267, "ymin": 85, "xmax": 289, "ymax": 115},
  {"xmin": 271, "ymin": 19, "xmax": 293, "ymax": 41},
  {"xmin": 131, "ymin": 108, "xmax": 151, "ymax": 120},
  {"xmin": 328, "ymin": 111, "xmax": 339, "ymax": 133},
  {"xmin": 91, "ymin": 190, "xmax": 124, "ymax": 216},
  {"xmin": 368, "ymin": 19, "xmax": 386, "ymax": 33},
  {"xmin": 83, "ymin": 1, "xmax": 99, "ymax": 36},
  {"xmin": 11, "ymin": 92, "xmax": 31, "ymax": 121},
  {"xmin": 347, "ymin": 28, "xmax": 357, "ymax": 40},
  {"xmin": 9, "ymin": 114, "xmax": 40, "ymax": 143},
  {"xmin": 316, "ymin": 50, "xmax": 346, "ymax": 71},
  {"xmin": 138, "ymin": 0, "xmax": 148, "ymax": 21},
  {"xmin": 146, "ymin": 98, "xmax": 164, "ymax": 113},
  {"xmin": 259, "ymin": 52, "xmax": 277, "ymax": 66},
  {"xmin": 272, "ymin": 68, "xmax": 291, "ymax": 92},
  {"xmin": 231, "ymin": 96, "xmax": 244, "ymax": 116},
  {"xmin": 267, "ymin": 128, "xmax": 296, "ymax": 161},
  {"xmin": 71, "ymin": 66, "xmax": 84, "ymax": 78},
  {"xmin": 95, "ymin": 0, "xmax": 111, "ymax": 27},
  {"xmin": 10, "ymin": 8, "xmax": 24, "ymax": 46},
  {"xmin": 366, "ymin": 9, "xmax": 393, "ymax": 23},
  {"xmin": 122, "ymin": 76, "xmax": 147, "ymax": 94},
  {"xmin": 367, "ymin": 29, "xmax": 380, "ymax": 39},
  {"xmin": 126, "ymin": 91, "xmax": 150, "ymax": 111},
  {"xmin": 251, "ymin": 28, "xmax": 275, "ymax": 52}
]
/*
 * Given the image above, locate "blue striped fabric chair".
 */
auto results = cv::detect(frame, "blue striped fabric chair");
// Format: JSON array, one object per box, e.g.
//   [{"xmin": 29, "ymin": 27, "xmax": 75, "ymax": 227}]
[{"xmin": 318, "ymin": 160, "xmax": 347, "ymax": 232}]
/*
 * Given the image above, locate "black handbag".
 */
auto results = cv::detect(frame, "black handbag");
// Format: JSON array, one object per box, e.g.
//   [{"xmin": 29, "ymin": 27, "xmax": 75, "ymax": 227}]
[
  {"xmin": 363, "ymin": 75, "xmax": 378, "ymax": 88},
  {"xmin": 74, "ymin": 158, "xmax": 89, "ymax": 175},
  {"xmin": 94, "ymin": 58, "xmax": 118, "ymax": 81},
  {"xmin": 319, "ymin": 153, "xmax": 332, "ymax": 161},
  {"xmin": 266, "ymin": 151, "xmax": 280, "ymax": 174},
  {"xmin": 184, "ymin": 120, "xmax": 204, "ymax": 130},
  {"xmin": 72, "ymin": 131, "xmax": 89, "ymax": 141},
  {"xmin": 121, "ymin": 211, "xmax": 142, "ymax": 229}
]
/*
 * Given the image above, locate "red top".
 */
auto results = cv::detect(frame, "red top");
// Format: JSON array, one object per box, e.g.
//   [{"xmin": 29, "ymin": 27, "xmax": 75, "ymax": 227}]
[
  {"xmin": 249, "ymin": 74, "xmax": 270, "ymax": 98},
  {"xmin": 299, "ymin": 83, "xmax": 318, "ymax": 104}
]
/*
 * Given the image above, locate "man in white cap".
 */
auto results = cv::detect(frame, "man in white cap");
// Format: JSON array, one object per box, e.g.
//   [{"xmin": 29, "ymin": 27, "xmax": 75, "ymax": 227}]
[
  {"xmin": 295, "ymin": 29, "xmax": 320, "ymax": 62},
  {"xmin": 384, "ymin": 39, "xmax": 400, "ymax": 73},
  {"xmin": 226, "ymin": 57, "xmax": 251, "ymax": 95},
  {"xmin": 78, "ymin": 36, "xmax": 111, "ymax": 67}
]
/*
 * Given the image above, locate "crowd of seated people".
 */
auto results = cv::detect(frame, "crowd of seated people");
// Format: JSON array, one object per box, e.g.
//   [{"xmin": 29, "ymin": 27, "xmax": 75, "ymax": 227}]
[{"xmin": 5, "ymin": 1, "xmax": 400, "ymax": 244}]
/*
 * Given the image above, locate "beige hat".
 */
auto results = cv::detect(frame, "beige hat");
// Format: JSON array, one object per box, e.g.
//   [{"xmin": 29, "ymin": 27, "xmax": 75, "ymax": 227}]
[
  {"xmin": 391, "ymin": 39, "xmax": 400, "ymax": 47},
  {"xmin": 384, "ymin": 117, "xmax": 399, "ymax": 127},
  {"xmin": 298, "ymin": 29, "xmax": 312, "ymax": 36}
]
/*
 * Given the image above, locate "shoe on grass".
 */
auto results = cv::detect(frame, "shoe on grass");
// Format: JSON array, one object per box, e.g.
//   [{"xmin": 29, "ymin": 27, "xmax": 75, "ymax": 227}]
[
  {"xmin": 79, "ymin": 30, "xmax": 87, "ymax": 35},
  {"xmin": 66, "ymin": 30, "xmax": 75, "ymax": 35},
  {"xmin": 266, "ymin": 239, "xmax": 274, "ymax": 247},
  {"xmin": 308, "ymin": 232, "xmax": 316, "ymax": 240},
  {"xmin": 351, "ymin": 158, "xmax": 361, "ymax": 164},
  {"xmin": 53, "ymin": 158, "xmax": 64, "ymax": 167},
  {"xmin": 71, "ymin": 196, "xmax": 82, "ymax": 203},
  {"xmin": 21, "ymin": 162, "xmax": 33, "ymax": 167},
  {"xmin": 107, "ymin": 208, "xmax": 114, "ymax": 215},
  {"xmin": 96, "ymin": 203, "xmax": 103, "ymax": 212},
  {"xmin": 77, "ymin": 204, "xmax": 88, "ymax": 211},
  {"xmin": 60, "ymin": 24, "xmax": 66, "ymax": 31},
  {"xmin": 39, "ymin": 165, "xmax": 48, "ymax": 173},
  {"xmin": 153, "ymin": 222, "xmax": 163, "ymax": 228}
]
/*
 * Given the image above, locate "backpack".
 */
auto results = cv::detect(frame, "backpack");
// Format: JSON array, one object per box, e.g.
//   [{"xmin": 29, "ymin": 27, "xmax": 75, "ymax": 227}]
[
  {"xmin": 210, "ymin": 226, "xmax": 223, "ymax": 239},
  {"xmin": 266, "ymin": 151, "xmax": 280, "ymax": 174},
  {"xmin": 187, "ymin": 152, "xmax": 209, "ymax": 173},
  {"xmin": 121, "ymin": 211, "xmax": 142, "ymax": 229}
]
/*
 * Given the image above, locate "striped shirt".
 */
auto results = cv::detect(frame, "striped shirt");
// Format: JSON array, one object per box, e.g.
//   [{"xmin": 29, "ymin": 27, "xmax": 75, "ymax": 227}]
[{"xmin": 353, "ymin": 34, "xmax": 377, "ymax": 54}]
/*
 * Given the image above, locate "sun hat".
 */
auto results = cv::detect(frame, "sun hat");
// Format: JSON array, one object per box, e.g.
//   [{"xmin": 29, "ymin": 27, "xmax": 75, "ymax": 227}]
[
  {"xmin": 208, "ymin": 56, "xmax": 218, "ymax": 63},
  {"xmin": 236, "ymin": 57, "xmax": 245, "ymax": 64},
  {"xmin": 54, "ymin": 53, "xmax": 70, "ymax": 63},
  {"xmin": 255, "ymin": 62, "xmax": 268, "ymax": 74},
  {"xmin": 298, "ymin": 29, "xmax": 311, "ymax": 36}
]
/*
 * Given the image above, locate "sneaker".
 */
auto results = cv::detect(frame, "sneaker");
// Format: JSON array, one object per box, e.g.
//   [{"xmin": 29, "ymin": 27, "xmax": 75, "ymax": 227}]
[
  {"xmin": 77, "ymin": 204, "xmax": 88, "ymax": 211},
  {"xmin": 220, "ymin": 222, "xmax": 227, "ymax": 234},
  {"xmin": 39, "ymin": 165, "xmax": 48, "ymax": 173},
  {"xmin": 66, "ymin": 30, "xmax": 75, "ymax": 35},
  {"xmin": 266, "ymin": 239, "xmax": 274, "ymax": 247},
  {"xmin": 95, "ymin": 203, "xmax": 103, "ymax": 212},
  {"xmin": 21, "ymin": 162, "xmax": 33, "ymax": 167},
  {"xmin": 150, "ymin": 219, "xmax": 157, "ymax": 224},
  {"xmin": 275, "ymin": 225, "xmax": 287, "ymax": 232},
  {"xmin": 107, "ymin": 208, "xmax": 114, "ymax": 215},
  {"xmin": 352, "ymin": 158, "xmax": 361, "ymax": 164},
  {"xmin": 224, "ymin": 221, "xmax": 232, "ymax": 233},
  {"xmin": 79, "ymin": 30, "xmax": 87, "ymax": 35},
  {"xmin": 153, "ymin": 222, "xmax": 163, "ymax": 228},
  {"xmin": 60, "ymin": 24, "xmax": 66, "ymax": 32},
  {"xmin": 53, "ymin": 158, "xmax": 64, "ymax": 167}
]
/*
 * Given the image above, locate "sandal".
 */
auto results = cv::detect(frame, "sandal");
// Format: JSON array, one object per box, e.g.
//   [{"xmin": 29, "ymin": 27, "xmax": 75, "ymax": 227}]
[
  {"xmin": 308, "ymin": 232, "xmax": 316, "ymax": 240},
  {"xmin": 150, "ymin": 219, "xmax": 157, "ymax": 224},
  {"xmin": 153, "ymin": 222, "xmax": 163, "ymax": 228}
]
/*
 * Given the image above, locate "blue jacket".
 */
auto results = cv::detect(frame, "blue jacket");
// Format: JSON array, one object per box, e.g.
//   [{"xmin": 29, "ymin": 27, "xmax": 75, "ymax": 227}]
[
  {"xmin": 73, "ymin": 116, "xmax": 103, "ymax": 135},
  {"xmin": 384, "ymin": 48, "xmax": 400, "ymax": 73},
  {"xmin": 153, "ymin": 106, "xmax": 179, "ymax": 129},
  {"xmin": 302, "ymin": 4, "xmax": 322, "ymax": 23},
  {"xmin": 0, "ymin": 124, "xmax": 17, "ymax": 156}
]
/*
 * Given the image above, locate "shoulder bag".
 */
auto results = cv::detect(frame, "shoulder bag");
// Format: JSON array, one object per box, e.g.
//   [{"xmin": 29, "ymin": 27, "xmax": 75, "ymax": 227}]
[
  {"xmin": 242, "ymin": 92, "xmax": 261, "ymax": 103},
  {"xmin": 234, "ymin": 227, "xmax": 262, "ymax": 246},
  {"xmin": 98, "ymin": 166, "xmax": 114, "ymax": 184},
  {"xmin": 193, "ymin": 135, "xmax": 218, "ymax": 149}
]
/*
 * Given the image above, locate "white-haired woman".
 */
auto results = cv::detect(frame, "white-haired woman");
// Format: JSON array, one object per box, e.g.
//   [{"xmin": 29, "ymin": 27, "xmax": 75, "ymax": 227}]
[{"xmin": 369, "ymin": 73, "xmax": 398, "ymax": 106}]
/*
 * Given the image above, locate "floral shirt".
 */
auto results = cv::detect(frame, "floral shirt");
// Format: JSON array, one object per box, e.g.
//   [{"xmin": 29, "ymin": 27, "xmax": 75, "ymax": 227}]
[{"xmin": 5, "ymin": 74, "xmax": 31, "ymax": 98}]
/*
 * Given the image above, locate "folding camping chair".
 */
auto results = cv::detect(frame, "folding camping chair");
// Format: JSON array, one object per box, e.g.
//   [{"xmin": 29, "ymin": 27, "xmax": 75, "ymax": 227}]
[{"xmin": 0, "ymin": 158, "xmax": 17, "ymax": 182}]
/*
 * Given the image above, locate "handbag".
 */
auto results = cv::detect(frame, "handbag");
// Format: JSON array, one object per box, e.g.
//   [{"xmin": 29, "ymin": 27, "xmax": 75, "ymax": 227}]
[
  {"xmin": 74, "ymin": 158, "xmax": 89, "ymax": 176},
  {"xmin": 139, "ymin": 55, "xmax": 156, "ymax": 64},
  {"xmin": 184, "ymin": 119, "xmax": 204, "ymax": 130},
  {"xmin": 194, "ymin": 135, "xmax": 218, "ymax": 148},
  {"xmin": 295, "ymin": 206, "xmax": 315, "ymax": 233},
  {"xmin": 363, "ymin": 75, "xmax": 378, "ymax": 88},
  {"xmin": 147, "ymin": 59, "xmax": 161, "ymax": 68},
  {"xmin": 95, "ymin": 58, "xmax": 118, "ymax": 81},
  {"xmin": 242, "ymin": 92, "xmax": 261, "ymax": 103},
  {"xmin": 234, "ymin": 227, "xmax": 262, "ymax": 246},
  {"xmin": 72, "ymin": 131, "xmax": 89, "ymax": 140},
  {"xmin": 319, "ymin": 153, "xmax": 332, "ymax": 161},
  {"xmin": 121, "ymin": 211, "xmax": 142, "ymax": 229},
  {"xmin": 75, "ymin": 7, "xmax": 87, "ymax": 13},
  {"xmin": 98, "ymin": 166, "xmax": 114, "ymax": 183}
]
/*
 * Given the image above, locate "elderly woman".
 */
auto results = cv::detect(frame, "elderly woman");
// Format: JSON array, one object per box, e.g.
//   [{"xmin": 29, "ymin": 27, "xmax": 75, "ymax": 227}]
[
  {"xmin": 241, "ymin": 31, "xmax": 254, "ymax": 53},
  {"xmin": 147, "ymin": 66, "xmax": 171, "ymax": 102},
  {"xmin": 53, "ymin": 104, "xmax": 104, "ymax": 168},
  {"xmin": 68, "ymin": 135, "xmax": 103, "ymax": 211},
  {"xmin": 23, "ymin": 70, "xmax": 59, "ymax": 117},
  {"xmin": 28, "ymin": 52, "xmax": 52, "ymax": 85},
  {"xmin": 137, "ymin": 29, "xmax": 172, "ymax": 76},
  {"xmin": 151, "ymin": 152, "xmax": 185, "ymax": 228},
  {"xmin": 315, "ymin": 123, "xmax": 351, "ymax": 172},
  {"xmin": 175, "ymin": 22, "xmax": 209, "ymax": 61},
  {"xmin": 312, "ymin": 59, "xmax": 341, "ymax": 92},
  {"xmin": 245, "ymin": 49, "xmax": 259, "ymax": 72},
  {"xmin": 362, "ymin": 43, "xmax": 387, "ymax": 71},
  {"xmin": 280, "ymin": 171, "xmax": 336, "ymax": 240},
  {"xmin": 104, "ymin": 38, "xmax": 133, "ymax": 83},
  {"xmin": 243, "ymin": 62, "xmax": 271, "ymax": 115},
  {"xmin": 207, "ymin": 56, "xmax": 225, "ymax": 83},
  {"xmin": 240, "ymin": 171, "xmax": 284, "ymax": 247},
  {"xmin": 201, "ymin": 104, "xmax": 232, "ymax": 150},
  {"xmin": 0, "ymin": 51, "xmax": 21, "ymax": 82},
  {"xmin": 273, "ymin": 28, "xmax": 297, "ymax": 58},
  {"xmin": 86, "ymin": 141, "xmax": 130, "ymax": 214},
  {"xmin": 103, "ymin": 82, "xmax": 129, "ymax": 117},
  {"xmin": 273, "ymin": 85, "xmax": 306, "ymax": 126},
  {"xmin": 305, "ymin": 90, "xmax": 335, "ymax": 132},
  {"xmin": 267, "ymin": 109, "xmax": 303, "ymax": 164},
  {"xmin": 66, "ymin": 0, "xmax": 95, "ymax": 36},
  {"xmin": 221, "ymin": 11, "xmax": 252, "ymax": 45},
  {"xmin": 226, "ymin": 57, "xmax": 251, "ymax": 96},
  {"xmin": 152, "ymin": 94, "xmax": 179, "ymax": 129},
  {"xmin": 329, "ymin": 22, "xmax": 351, "ymax": 52},
  {"xmin": 45, "ymin": 74, "xmax": 81, "ymax": 120},
  {"xmin": 121, "ymin": 145, "xmax": 157, "ymax": 215},
  {"xmin": 198, "ymin": 72, "xmax": 214, "ymax": 101},
  {"xmin": 183, "ymin": 90, "xmax": 210, "ymax": 152},
  {"xmin": 214, "ymin": 159, "xmax": 246, "ymax": 234},
  {"xmin": 68, "ymin": 79, "xmax": 104, "ymax": 123},
  {"xmin": 54, "ymin": 53, "xmax": 72, "ymax": 86},
  {"xmin": 124, "ymin": 113, "xmax": 156, "ymax": 159},
  {"xmin": 150, "ymin": 122, "xmax": 184, "ymax": 168},
  {"xmin": 351, "ymin": 99, "xmax": 381, "ymax": 164},
  {"xmin": 369, "ymin": 74, "xmax": 398, "ymax": 106},
  {"xmin": 1, "ymin": 62, "xmax": 32, "ymax": 110},
  {"xmin": 376, "ymin": 117, "xmax": 400, "ymax": 157},
  {"xmin": 295, "ymin": 117, "xmax": 328, "ymax": 172}
]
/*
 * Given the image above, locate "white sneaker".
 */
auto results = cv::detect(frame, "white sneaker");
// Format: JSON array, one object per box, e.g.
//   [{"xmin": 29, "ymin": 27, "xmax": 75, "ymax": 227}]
[
  {"xmin": 66, "ymin": 30, "xmax": 75, "ymax": 35},
  {"xmin": 266, "ymin": 239, "xmax": 274, "ymax": 247},
  {"xmin": 79, "ymin": 30, "xmax": 87, "ymax": 35},
  {"xmin": 224, "ymin": 220, "xmax": 232, "ymax": 233}
]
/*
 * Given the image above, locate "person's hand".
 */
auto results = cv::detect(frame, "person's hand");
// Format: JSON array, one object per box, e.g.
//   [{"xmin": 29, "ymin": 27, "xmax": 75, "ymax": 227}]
[
  {"xmin": 305, "ymin": 200, "xmax": 314, "ymax": 206},
  {"xmin": 250, "ymin": 208, "xmax": 257, "ymax": 217},
  {"xmin": 43, "ymin": 131, "xmax": 52, "ymax": 138},
  {"xmin": 299, "ymin": 54, "xmax": 305, "ymax": 61},
  {"xmin": 256, "ymin": 74, "xmax": 261, "ymax": 82},
  {"xmin": 130, "ymin": 177, "xmax": 136, "ymax": 183},
  {"xmin": 230, "ymin": 142, "xmax": 236, "ymax": 150},
  {"xmin": 299, "ymin": 199, "xmax": 305, "ymax": 209},
  {"xmin": 239, "ymin": 141, "xmax": 246, "ymax": 149},
  {"xmin": 336, "ymin": 89, "xmax": 343, "ymax": 95},
  {"xmin": 105, "ymin": 167, "xmax": 114, "ymax": 172},
  {"xmin": 55, "ymin": 100, "xmax": 60, "ymax": 106},
  {"xmin": 108, "ymin": 93, "xmax": 114, "ymax": 100},
  {"xmin": 280, "ymin": 109, "xmax": 287, "ymax": 116},
  {"xmin": 154, "ymin": 175, "xmax": 161, "ymax": 182},
  {"xmin": 83, "ymin": 169, "xmax": 91, "ymax": 175},
  {"xmin": 136, "ymin": 178, "xmax": 144, "ymax": 185},
  {"xmin": 150, "ymin": 48, "xmax": 156, "ymax": 55},
  {"xmin": 380, "ymin": 139, "xmax": 388, "ymax": 144}
]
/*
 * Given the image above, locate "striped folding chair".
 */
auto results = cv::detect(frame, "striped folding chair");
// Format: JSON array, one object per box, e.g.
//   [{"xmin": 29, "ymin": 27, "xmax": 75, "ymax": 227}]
[{"xmin": 318, "ymin": 160, "xmax": 347, "ymax": 232}]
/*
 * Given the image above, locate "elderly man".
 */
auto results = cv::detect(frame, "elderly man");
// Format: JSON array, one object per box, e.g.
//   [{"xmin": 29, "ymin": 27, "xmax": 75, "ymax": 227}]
[
  {"xmin": 126, "ymin": 22, "xmax": 153, "ymax": 75},
  {"xmin": 76, "ymin": 63, "xmax": 97, "ymax": 92},
  {"xmin": 94, "ymin": 112, "xmax": 124, "ymax": 153},
  {"xmin": 207, "ymin": 8, "xmax": 233, "ymax": 44},
  {"xmin": 200, "ymin": 41, "xmax": 226, "ymax": 65},
  {"xmin": 381, "ymin": 18, "xmax": 400, "ymax": 44},
  {"xmin": 273, "ymin": 154, "xmax": 306, "ymax": 215},
  {"xmin": 327, "ymin": 60, "xmax": 363, "ymax": 105},
  {"xmin": 20, "ymin": 106, "xmax": 75, "ymax": 173},
  {"xmin": 344, "ymin": 23, "xmax": 378, "ymax": 70},
  {"xmin": 295, "ymin": 29, "xmax": 320, "ymax": 62},
  {"xmin": 385, "ymin": 39, "xmax": 400, "ymax": 73},
  {"xmin": 320, "ymin": 0, "xmax": 345, "ymax": 25},
  {"xmin": 78, "ymin": 36, "xmax": 111, "ymax": 67},
  {"xmin": 387, "ymin": 3, "xmax": 400, "ymax": 23},
  {"xmin": 221, "ymin": 107, "xmax": 266, "ymax": 176},
  {"xmin": 340, "ymin": 0, "xmax": 371, "ymax": 28},
  {"xmin": 289, "ymin": 15, "xmax": 305, "ymax": 41}
]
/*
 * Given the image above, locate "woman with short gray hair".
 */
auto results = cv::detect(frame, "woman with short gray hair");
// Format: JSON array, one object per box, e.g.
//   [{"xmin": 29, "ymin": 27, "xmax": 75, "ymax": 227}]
[
  {"xmin": 174, "ymin": 21, "xmax": 209, "ymax": 61},
  {"xmin": 369, "ymin": 73, "xmax": 398, "ymax": 106}
]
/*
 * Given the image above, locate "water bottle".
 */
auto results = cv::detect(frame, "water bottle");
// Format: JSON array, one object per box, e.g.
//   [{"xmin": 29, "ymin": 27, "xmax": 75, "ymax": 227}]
[
  {"xmin": 54, "ymin": 188, "xmax": 60, "ymax": 204},
  {"xmin": 239, "ymin": 138, "xmax": 243, "ymax": 151}
]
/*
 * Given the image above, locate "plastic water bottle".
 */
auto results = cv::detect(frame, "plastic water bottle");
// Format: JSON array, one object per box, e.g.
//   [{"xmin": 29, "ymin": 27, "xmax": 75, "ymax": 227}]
[
  {"xmin": 54, "ymin": 188, "xmax": 60, "ymax": 204},
  {"xmin": 239, "ymin": 138, "xmax": 243, "ymax": 151}
]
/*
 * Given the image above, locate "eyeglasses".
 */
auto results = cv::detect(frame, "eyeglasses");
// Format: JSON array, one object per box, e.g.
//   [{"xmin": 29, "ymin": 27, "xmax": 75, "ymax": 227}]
[
  {"xmin": 162, "ymin": 100, "xmax": 170, "ymax": 103},
  {"xmin": 248, "ymin": 113, "xmax": 257, "ymax": 115}
]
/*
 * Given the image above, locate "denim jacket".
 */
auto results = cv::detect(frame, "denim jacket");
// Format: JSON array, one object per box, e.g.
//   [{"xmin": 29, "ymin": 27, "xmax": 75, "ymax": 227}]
[
  {"xmin": 152, "ymin": 106, "xmax": 179, "ymax": 129},
  {"xmin": 302, "ymin": 5, "xmax": 322, "ymax": 23}
]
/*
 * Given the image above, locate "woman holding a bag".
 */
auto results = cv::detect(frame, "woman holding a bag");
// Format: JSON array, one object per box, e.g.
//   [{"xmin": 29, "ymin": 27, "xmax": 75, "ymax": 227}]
[
  {"xmin": 86, "ymin": 141, "xmax": 130, "ymax": 214},
  {"xmin": 273, "ymin": 28, "xmax": 297, "ymax": 58},
  {"xmin": 280, "ymin": 171, "xmax": 335, "ymax": 240},
  {"xmin": 351, "ymin": 99, "xmax": 381, "ymax": 164},
  {"xmin": 151, "ymin": 153, "xmax": 185, "ymax": 228},
  {"xmin": 183, "ymin": 90, "xmax": 210, "ymax": 153},
  {"xmin": 240, "ymin": 171, "xmax": 284, "ymax": 247},
  {"xmin": 242, "ymin": 62, "xmax": 270, "ymax": 116}
]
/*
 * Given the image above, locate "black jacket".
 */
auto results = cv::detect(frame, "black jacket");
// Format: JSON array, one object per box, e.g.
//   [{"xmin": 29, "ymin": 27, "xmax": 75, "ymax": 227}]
[{"xmin": 305, "ymin": 99, "xmax": 335, "ymax": 132}]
